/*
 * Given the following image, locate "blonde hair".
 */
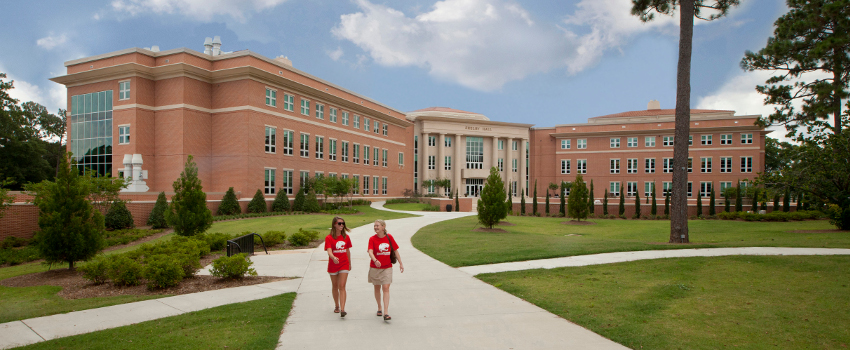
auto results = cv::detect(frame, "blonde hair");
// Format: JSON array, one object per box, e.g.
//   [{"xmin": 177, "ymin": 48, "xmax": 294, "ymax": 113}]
[{"xmin": 374, "ymin": 219, "xmax": 388, "ymax": 235}]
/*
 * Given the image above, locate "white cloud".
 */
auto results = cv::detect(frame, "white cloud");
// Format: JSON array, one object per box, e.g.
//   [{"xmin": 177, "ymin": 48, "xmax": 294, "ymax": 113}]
[
  {"xmin": 1, "ymin": 65, "xmax": 67, "ymax": 114},
  {"xmin": 110, "ymin": 0, "xmax": 289, "ymax": 22},
  {"xmin": 328, "ymin": 47, "xmax": 344, "ymax": 61},
  {"xmin": 36, "ymin": 33, "xmax": 68, "ymax": 50}
]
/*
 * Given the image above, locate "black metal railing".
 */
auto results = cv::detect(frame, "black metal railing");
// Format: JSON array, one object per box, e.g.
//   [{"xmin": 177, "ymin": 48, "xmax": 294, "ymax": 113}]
[{"xmin": 226, "ymin": 232, "xmax": 269, "ymax": 257}]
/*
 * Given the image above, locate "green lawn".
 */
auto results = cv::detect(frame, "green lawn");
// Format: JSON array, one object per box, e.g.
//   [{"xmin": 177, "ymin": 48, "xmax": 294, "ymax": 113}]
[
  {"xmin": 478, "ymin": 256, "xmax": 850, "ymax": 350},
  {"xmin": 412, "ymin": 216, "xmax": 844, "ymax": 267},
  {"xmin": 208, "ymin": 205, "xmax": 417, "ymax": 236},
  {"xmin": 0, "ymin": 285, "xmax": 162, "ymax": 324},
  {"xmin": 15, "ymin": 292, "xmax": 296, "ymax": 350},
  {"xmin": 383, "ymin": 202, "xmax": 431, "ymax": 211}
]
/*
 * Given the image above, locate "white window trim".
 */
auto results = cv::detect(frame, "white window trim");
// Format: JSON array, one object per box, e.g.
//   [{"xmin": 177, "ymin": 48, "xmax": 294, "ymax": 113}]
[
  {"xmin": 264, "ymin": 125, "xmax": 276, "ymax": 154},
  {"xmin": 264, "ymin": 167, "xmax": 276, "ymax": 195},
  {"xmin": 282, "ymin": 129, "xmax": 294, "ymax": 156},
  {"xmin": 265, "ymin": 87, "xmax": 277, "ymax": 107},
  {"xmin": 118, "ymin": 124, "xmax": 131, "ymax": 145},
  {"xmin": 118, "ymin": 80, "xmax": 131, "ymax": 101}
]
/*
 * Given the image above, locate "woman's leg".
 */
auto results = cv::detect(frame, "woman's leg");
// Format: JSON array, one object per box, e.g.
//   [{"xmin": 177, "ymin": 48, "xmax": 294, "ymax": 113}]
[
  {"xmin": 329, "ymin": 274, "xmax": 340, "ymax": 310},
  {"xmin": 382, "ymin": 284, "xmax": 391, "ymax": 315},
  {"xmin": 373, "ymin": 284, "xmax": 382, "ymax": 312},
  {"xmin": 337, "ymin": 272, "xmax": 349, "ymax": 312}
]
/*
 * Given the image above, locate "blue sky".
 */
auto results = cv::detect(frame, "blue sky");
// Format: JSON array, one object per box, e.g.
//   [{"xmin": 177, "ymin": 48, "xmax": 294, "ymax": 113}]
[{"xmin": 0, "ymin": 0, "xmax": 789, "ymax": 138}]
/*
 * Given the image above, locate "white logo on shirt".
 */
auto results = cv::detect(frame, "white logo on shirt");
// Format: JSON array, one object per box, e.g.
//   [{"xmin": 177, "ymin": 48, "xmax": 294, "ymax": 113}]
[
  {"xmin": 335, "ymin": 241, "xmax": 346, "ymax": 250},
  {"xmin": 378, "ymin": 243, "xmax": 389, "ymax": 253}
]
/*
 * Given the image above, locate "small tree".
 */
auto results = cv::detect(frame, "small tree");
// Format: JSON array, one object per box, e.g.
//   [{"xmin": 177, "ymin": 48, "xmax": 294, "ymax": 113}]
[
  {"xmin": 532, "ymin": 180, "xmax": 538, "ymax": 216},
  {"xmin": 568, "ymin": 175, "xmax": 589, "ymax": 221},
  {"xmin": 105, "ymin": 200, "xmax": 134, "ymax": 230},
  {"xmin": 166, "ymin": 155, "xmax": 213, "ymax": 237},
  {"xmin": 773, "ymin": 193, "xmax": 780, "ymax": 213},
  {"xmin": 548, "ymin": 183, "xmax": 558, "ymax": 197},
  {"xmin": 31, "ymin": 154, "xmax": 105, "ymax": 269},
  {"xmin": 651, "ymin": 182, "xmax": 657, "ymax": 216},
  {"xmin": 455, "ymin": 189, "xmax": 460, "ymax": 212},
  {"xmin": 505, "ymin": 187, "xmax": 512, "ymax": 216},
  {"xmin": 477, "ymin": 167, "xmax": 507, "ymax": 228},
  {"xmin": 272, "ymin": 189, "xmax": 291, "ymax": 212},
  {"xmin": 247, "ymin": 189, "xmax": 267, "ymax": 213},
  {"xmin": 147, "ymin": 192, "xmax": 169, "ymax": 228},
  {"xmin": 217, "ymin": 187, "xmax": 241, "ymax": 216},
  {"xmin": 665, "ymin": 189, "xmax": 670, "ymax": 216},
  {"xmin": 520, "ymin": 189, "xmax": 526, "ymax": 215},
  {"xmin": 696, "ymin": 192, "xmax": 703, "ymax": 217},
  {"xmin": 796, "ymin": 193, "xmax": 803, "ymax": 211},
  {"xmin": 783, "ymin": 188, "xmax": 791, "ymax": 212},
  {"xmin": 305, "ymin": 189, "xmax": 321, "ymax": 213},
  {"xmin": 709, "ymin": 188, "xmax": 716, "ymax": 216},
  {"xmin": 603, "ymin": 189, "xmax": 609, "ymax": 215},
  {"xmin": 292, "ymin": 186, "xmax": 307, "ymax": 212},
  {"xmin": 618, "ymin": 184, "xmax": 625, "ymax": 217},
  {"xmin": 634, "ymin": 190, "xmax": 641, "ymax": 219},
  {"xmin": 559, "ymin": 182, "xmax": 567, "ymax": 217},
  {"xmin": 545, "ymin": 190, "xmax": 550, "ymax": 216},
  {"xmin": 588, "ymin": 180, "xmax": 595, "ymax": 215},
  {"xmin": 751, "ymin": 188, "xmax": 759, "ymax": 212},
  {"xmin": 735, "ymin": 181, "xmax": 743, "ymax": 212},
  {"xmin": 724, "ymin": 190, "xmax": 731, "ymax": 212}
]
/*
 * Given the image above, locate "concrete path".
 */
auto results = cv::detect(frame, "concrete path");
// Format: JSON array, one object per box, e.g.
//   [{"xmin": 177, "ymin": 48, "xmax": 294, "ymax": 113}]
[
  {"xmin": 458, "ymin": 247, "xmax": 850, "ymax": 275},
  {"xmin": 275, "ymin": 202, "xmax": 629, "ymax": 350}
]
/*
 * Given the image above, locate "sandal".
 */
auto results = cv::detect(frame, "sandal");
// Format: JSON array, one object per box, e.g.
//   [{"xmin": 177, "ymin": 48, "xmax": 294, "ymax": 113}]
[
  {"xmin": 340, "ymin": 311, "xmax": 347, "ymax": 318},
  {"xmin": 376, "ymin": 310, "xmax": 382, "ymax": 317},
  {"xmin": 383, "ymin": 314, "xmax": 391, "ymax": 321},
  {"xmin": 334, "ymin": 307, "xmax": 340, "ymax": 313}
]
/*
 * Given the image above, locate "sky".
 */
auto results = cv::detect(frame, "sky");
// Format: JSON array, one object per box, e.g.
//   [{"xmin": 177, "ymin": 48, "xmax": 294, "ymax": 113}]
[{"xmin": 0, "ymin": 0, "xmax": 792, "ymax": 139}]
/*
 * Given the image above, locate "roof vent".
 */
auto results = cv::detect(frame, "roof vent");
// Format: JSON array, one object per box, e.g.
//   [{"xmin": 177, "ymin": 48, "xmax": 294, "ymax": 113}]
[
  {"xmin": 212, "ymin": 36, "xmax": 222, "ymax": 56},
  {"xmin": 203, "ymin": 37, "xmax": 213, "ymax": 55},
  {"xmin": 275, "ymin": 55, "xmax": 292, "ymax": 67},
  {"xmin": 151, "ymin": 45, "xmax": 160, "ymax": 52},
  {"xmin": 647, "ymin": 100, "xmax": 661, "ymax": 110}
]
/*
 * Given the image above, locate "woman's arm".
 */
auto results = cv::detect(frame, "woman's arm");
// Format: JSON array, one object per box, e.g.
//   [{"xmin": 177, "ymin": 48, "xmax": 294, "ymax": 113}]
[
  {"xmin": 327, "ymin": 248, "xmax": 339, "ymax": 264},
  {"xmin": 367, "ymin": 249, "xmax": 381, "ymax": 268},
  {"xmin": 346, "ymin": 248, "xmax": 352, "ymax": 270},
  {"xmin": 394, "ymin": 250, "xmax": 403, "ymax": 273}
]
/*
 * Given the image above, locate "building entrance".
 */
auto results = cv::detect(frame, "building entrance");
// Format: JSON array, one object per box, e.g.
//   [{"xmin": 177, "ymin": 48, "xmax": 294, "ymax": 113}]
[{"xmin": 465, "ymin": 179, "xmax": 484, "ymax": 197}]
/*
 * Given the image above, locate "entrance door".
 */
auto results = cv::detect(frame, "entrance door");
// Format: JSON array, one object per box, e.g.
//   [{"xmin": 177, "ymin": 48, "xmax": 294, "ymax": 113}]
[{"xmin": 465, "ymin": 179, "xmax": 484, "ymax": 197}]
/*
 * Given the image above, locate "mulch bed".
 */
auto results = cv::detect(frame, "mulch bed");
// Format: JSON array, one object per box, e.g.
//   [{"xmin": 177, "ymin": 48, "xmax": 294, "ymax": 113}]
[
  {"xmin": 472, "ymin": 227, "xmax": 509, "ymax": 233},
  {"xmin": 788, "ymin": 230, "xmax": 849, "ymax": 233},
  {"xmin": 497, "ymin": 222, "xmax": 516, "ymax": 226},
  {"xmin": 561, "ymin": 220, "xmax": 596, "ymax": 225}
]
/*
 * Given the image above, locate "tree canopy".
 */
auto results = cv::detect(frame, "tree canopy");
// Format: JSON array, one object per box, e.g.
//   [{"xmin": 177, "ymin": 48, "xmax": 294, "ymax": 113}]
[{"xmin": 477, "ymin": 167, "xmax": 507, "ymax": 228}]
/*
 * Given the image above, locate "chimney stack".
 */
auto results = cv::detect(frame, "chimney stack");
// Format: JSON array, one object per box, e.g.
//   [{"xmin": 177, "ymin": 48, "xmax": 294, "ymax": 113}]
[
  {"xmin": 647, "ymin": 100, "xmax": 661, "ymax": 110},
  {"xmin": 203, "ymin": 37, "xmax": 213, "ymax": 55},
  {"xmin": 275, "ymin": 55, "xmax": 293, "ymax": 67},
  {"xmin": 212, "ymin": 36, "xmax": 222, "ymax": 56}
]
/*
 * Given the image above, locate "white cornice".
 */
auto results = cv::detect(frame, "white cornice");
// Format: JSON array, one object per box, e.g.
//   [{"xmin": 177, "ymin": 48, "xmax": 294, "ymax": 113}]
[{"xmin": 554, "ymin": 146, "xmax": 762, "ymax": 155}]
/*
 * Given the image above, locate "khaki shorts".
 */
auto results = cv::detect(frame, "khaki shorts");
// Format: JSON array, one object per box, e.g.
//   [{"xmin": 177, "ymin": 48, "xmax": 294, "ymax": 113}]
[{"xmin": 368, "ymin": 267, "xmax": 392, "ymax": 285}]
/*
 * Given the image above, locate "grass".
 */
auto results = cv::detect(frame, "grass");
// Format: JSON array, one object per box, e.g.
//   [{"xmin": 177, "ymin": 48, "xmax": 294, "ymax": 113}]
[
  {"xmin": 478, "ymin": 255, "xmax": 850, "ymax": 350},
  {"xmin": 0, "ymin": 285, "xmax": 163, "ymax": 324},
  {"xmin": 208, "ymin": 204, "xmax": 417, "ymax": 236},
  {"xmin": 15, "ymin": 292, "xmax": 296, "ymax": 350},
  {"xmin": 412, "ymin": 216, "xmax": 845, "ymax": 267},
  {"xmin": 383, "ymin": 202, "xmax": 432, "ymax": 211}
]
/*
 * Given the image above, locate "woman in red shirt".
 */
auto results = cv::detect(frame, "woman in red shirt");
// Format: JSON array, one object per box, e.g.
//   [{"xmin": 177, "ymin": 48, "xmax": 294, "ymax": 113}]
[
  {"xmin": 367, "ymin": 219, "xmax": 404, "ymax": 321},
  {"xmin": 326, "ymin": 216, "xmax": 352, "ymax": 317}
]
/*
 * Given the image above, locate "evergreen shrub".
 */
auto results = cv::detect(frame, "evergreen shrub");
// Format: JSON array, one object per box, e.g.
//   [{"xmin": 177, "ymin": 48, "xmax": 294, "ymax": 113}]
[
  {"xmin": 210, "ymin": 253, "xmax": 258, "ymax": 279},
  {"xmin": 105, "ymin": 200, "xmax": 135, "ymax": 230},
  {"xmin": 108, "ymin": 255, "xmax": 144, "ymax": 286},
  {"xmin": 217, "ymin": 187, "xmax": 241, "ymax": 216},
  {"xmin": 144, "ymin": 255, "xmax": 184, "ymax": 289},
  {"xmin": 79, "ymin": 257, "xmax": 110, "ymax": 284},
  {"xmin": 261, "ymin": 230, "xmax": 286, "ymax": 246},
  {"xmin": 247, "ymin": 189, "xmax": 267, "ymax": 213},
  {"xmin": 147, "ymin": 192, "xmax": 169, "ymax": 228},
  {"xmin": 271, "ymin": 190, "xmax": 291, "ymax": 212}
]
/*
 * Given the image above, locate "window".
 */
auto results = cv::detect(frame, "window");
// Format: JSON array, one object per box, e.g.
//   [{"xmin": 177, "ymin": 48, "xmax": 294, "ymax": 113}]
[
  {"xmin": 352, "ymin": 175, "xmax": 360, "ymax": 194},
  {"xmin": 700, "ymin": 182, "xmax": 712, "ymax": 198},
  {"xmin": 265, "ymin": 88, "xmax": 276, "ymax": 107},
  {"xmin": 610, "ymin": 159, "xmax": 620, "ymax": 174},
  {"xmin": 741, "ymin": 157, "xmax": 753, "ymax": 172},
  {"xmin": 645, "ymin": 158, "xmax": 655, "ymax": 173},
  {"xmin": 282, "ymin": 130, "xmax": 293, "ymax": 155},
  {"xmin": 374, "ymin": 148, "xmax": 379, "ymax": 166},
  {"xmin": 610, "ymin": 138, "xmax": 620, "ymax": 148},
  {"xmin": 363, "ymin": 176, "xmax": 370, "ymax": 195},
  {"xmin": 315, "ymin": 136, "xmax": 324, "ymax": 159},
  {"xmin": 315, "ymin": 104, "xmax": 324, "ymax": 119},
  {"xmin": 283, "ymin": 94, "xmax": 294, "ymax": 111},
  {"xmin": 687, "ymin": 182, "xmax": 693, "ymax": 197},
  {"xmin": 719, "ymin": 182, "xmax": 732, "ymax": 197},
  {"xmin": 577, "ymin": 159, "xmax": 587, "ymax": 174},
  {"xmin": 645, "ymin": 136, "xmax": 655, "ymax": 147},
  {"xmin": 118, "ymin": 125, "xmax": 130, "ymax": 144},
  {"xmin": 498, "ymin": 140, "xmax": 504, "ymax": 150},
  {"xmin": 353, "ymin": 144, "xmax": 360, "ymax": 163},
  {"xmin": 627, "ymin": 182, "xmax": 637, "ymax": 197},
  {"xmin": 701, "ymin": 157, "xmax": 712, "ymax": 173},
  {"xmin": 329, "ymin": 173, "xmax": 337, "ymax": 178},
  {"xmin": 341, "ymin": 141, "xmax": 349, "ymax": 162},
  {"xmin": 264, "ymin": 168, "xmax": 275, "ymax": 195},
  {"xmin": 627, "ymin": 137, "xmax": 638, "ymax": 148},
  {"xmin": 663, "ymin": 136, "xmax": 674, "ymax": 146},
  {"xmin": 466, "ymin": 136, "xmax": 484, "ymax": 169},
  {"xmin": 300, "ymin": 133, "xmax": 309, "ymax": 157},
  {"xmin": 300, "ymin": 171, "xmax": 309, "ymax": 194},
  {"xmin": 627, "ymin": 158, "xmax": 638, "ymax": 174},
  {"xmin": 512, "ymin": 181, "xmax": 518, "ymax": 197},
  {"xmin": 561, "ymin": 139, "xmax": 571, "ymax": 149},
  {"xmin": 398, "ymin": 152, "xmax": 404, "ymax": 166},
  {"xmin": 119, "ymin": 81, "xmax": 130, "ymax": 100},
  {"xmin": 663, "ymin": 158, "xmax": 673, "ymax": 173},
  {"xmin": 577, "ymin": 139, "xmax": 587, "ymax": 149},
  {"xmin": 428, "ymin": 136, "xmax": 436, "ymax": 147},
  {"xmin": 512, "ymin": 141, "xmax": 518, "ymax": 151},
  {"xmin": 511, "ymin": 159, "xmax": 518, "ymax": 172},
  {"xmin": 644, "ymin": 182, "xmax": 653, "ymax": 197},
  {"xmin": 610, "ymin": 182, "xmax": 621, "ymax": 196},
  {"xmin": 445, "ymin": 136, "xmax": 452, "ymax": 147},
  {"xmin": 282, "ymin": 170, "xmax": 293, "ymax": 194},
  {"xmin": 383, "ymin": 124, "xmax": 388, "ymax": 136},
  {"xmin": 663, "ymin": 182, "xmax": 672, "ymax": 196},
  {"xmin": 689, "ymin": 135, "xmax": 693, "ymax": 146},
  {"xmin": 374, "ymin": 121, "xmax": 380, "ymax": 134},
  {"xmin": 428, "ymin": 155, "xmax": 435, "ymax": 170},
  {"xmin": 329, "ymin": 139, "xmax": 337, "ymax": 161},
  {"xmin": 444, "ymin": 180, "xmax": 452, "ymax": 197},
  {"xmin": 374, "ymin": 176, "xmax": 380, "ymax": 195},
  {"xmin": 720, "ymin": 134, "xmax": 732, "ymax": 145},
  {"xmin": 720, "ymin": 157, "xmax": 732, "ymax": 173},
  {"xmin": 264, "ymin": 126, "xmax": 275, "ymax": 153},
  {"xmin": 701, "ymin": 135, "xmax": 712, "ymax": 145},
  {"xmin": 300, "ymin": 99, "xmax": 310, "ymax": 115},
  {"xmin": 364, "ymin": 118, "xmax": 370, "ymax": 132},
  {"xmin": 688, "ymin": 157, "xmax": 693, "ymax": 173},
  {"xmin": 342, "ymin": 111, "xmax": 349, "ymax": 125},
  {"xmin": 353, "ymin": 115, "xmax": 360, "ymax": 129},
  {"xmin": 741, "ymin": 133, "xmax": 753, "ymax": 144},
  {"xmin": 382, "ymin": 177, "xmax": 388, "ymax": 195},
  {"xmin": 382, "ymin": 149, "xmax": 388, "ymax": 167},
  {"xmin": 561, "ymin": 159, "xmax": 571, "ymax": 174},
  {"xmin": 445, "ymin": 156, "xmax": 452, "ymax": 170},
  {"xmin": 427, "ymin": 181, "xmax": 435, "ymax": 194},
  {"xmin": 498, "ymin": 158, "xmax": 504, "ymax": 171},
  {"xmin": 329, "ymin": 108, "xmax": 337, "ymax": 123},
  {"xmin": 363, "ymin": 145, "xmax": 370, "ymax": 164}
]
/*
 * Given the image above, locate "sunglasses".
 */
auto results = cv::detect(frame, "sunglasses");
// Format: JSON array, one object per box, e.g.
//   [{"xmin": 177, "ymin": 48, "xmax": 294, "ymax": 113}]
[{"xmin": 336, "ymin": 222, "xmax": 346, "ymax": 226}]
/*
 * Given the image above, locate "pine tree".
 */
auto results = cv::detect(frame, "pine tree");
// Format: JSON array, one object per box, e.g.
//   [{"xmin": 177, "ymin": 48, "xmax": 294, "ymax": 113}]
[
  {"xmin": 724, "ymin": 191, "xmax": 731, "ymax": 212},
  {"xmin": 796, "ymin": 193, "xmax": 802, "ymax": 211},
  {"xmin": 271, "ymin": 189, "xmax": 291, "ymax": 212},
  {"xmin": 618, "ymin": 183, "xmax": 625, "ymax": 217},
  {"xmin": 735, "ymin": 181, "xmax": 743, "ymax": 212},
  {"xmin": 520, "ymin": 189, "xmax": 526, "ymax": 215},
  {"xmin": 305, "ymin": 189, "xmax": 321, "ymax": 213},
  {"xmin": 751, "ymin": 188, "xmax": 759, "ymax": 212},
  {"xmin": 783, "ymin": 188, "xmax": 790, "ymax": 212},
  {"xmin": 532, "ymin": 180, "xmax": 538, "ymax": 216},
  {"xmin": 545, "ymin": 190, "xmax": 550, "ymax": 216},
  {"xmin": 247, "ymin": 189, "xmax": 267, "ymax": 213},
  {"xmin": 505, "ymin": 187, "xmax": 512, "ymax": 216},
  {"xmin": 292, "ymin": 186, "xmax": 307, "ymax": 212},
  {"xmin": 166, "ymin": 155, "xmax": 213, "ymax": 237},
  {"xmin": 33, "ymin": 154, "xmax": 105, "ymax": 269},
  {"xmin": 665, "ymin": 189, "xmax": 670, "ymax": 216},
  {"xmin": 696, "ymin": 192, "xmax": 703, "ymax": 217},
  {"xmin": 634, "ymin": 190, "xmax": 641, "ymax": 219},
  {"xmin": 477, "ymin": 167, "xmax": 507, "ymax": 228},
  {"xmin": 588, "ymin": 180, "xmax": 595, "ymax": 214},
  {"xmin": 651, "ymin": 182, "xmax": 657, "ymax": 216},
  {"xmin": 773, "ymin": 194, "xmax": 780, "ymax": 213},
  {"xmin": 455, "ymin": 189, "xmax": 460, "ymax": 212},
  {"xmin": 603, "ymin": 189, "xmax": 609, "ymax": 215},
  {"xmin": 709, "ymin": 188, "xmax": 716, "ymax": 216},
  {"xmin": 217, "ymin": 187, "xmax": 241, "ymax": 215},
  {"xmin": 559, "ymin": 182, "xmax": 566, "ymax": 217},
  {"xmin": 147, "ymin": 192, "xmax": 169, "ymax": 228},
  {"xmin": 568, "ymin": 175, "xmax": 589, "ymax": 221}
]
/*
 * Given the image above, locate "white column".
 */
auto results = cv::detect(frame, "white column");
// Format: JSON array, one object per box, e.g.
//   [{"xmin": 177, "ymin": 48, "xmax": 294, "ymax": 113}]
[
  {"xmin": 455, "ymin": 134, "xmax": 464, "ymax": 196},
  {"xmin": 438, "ymin": 133, "xmax": 446, "ymax": 183},
  {"xmin": 420, "ymin": 132, "xmax": 429, "ymax": 193},
  {"xmin": 491, "ymin": 136, "xmax": 498, "ymax": 174},
  {"xmin": 506, "ymin": 139, "xmax": 514, "ymax": 196},
  {"xmin": 520, "ymin": 139, "xmax": 528, "ymax": 198}
]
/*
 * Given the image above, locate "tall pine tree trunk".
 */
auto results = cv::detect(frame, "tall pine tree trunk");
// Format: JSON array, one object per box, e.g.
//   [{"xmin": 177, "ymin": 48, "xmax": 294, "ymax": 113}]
[{"xmin": 670, "ymin": 0, "xmax": 694, "ymax": 243}]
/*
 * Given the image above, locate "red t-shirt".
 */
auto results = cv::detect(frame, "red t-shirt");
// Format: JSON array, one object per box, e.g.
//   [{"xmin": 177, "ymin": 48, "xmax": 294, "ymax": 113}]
[
  {"xmin": 368, "ymin": 234, "xmax": 398, "ymax": 269},
  {"xmin": 325, "ymin": 234, "xmax": 352, "ymax": 273}
]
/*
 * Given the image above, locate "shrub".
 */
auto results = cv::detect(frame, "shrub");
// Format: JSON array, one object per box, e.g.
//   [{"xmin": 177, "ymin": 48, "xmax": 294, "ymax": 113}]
[
  {"xmin": 261, "ymin": 230, "xmax": 286, "ymax": 246},
  {"xmin": 271, "ymin": 189, "xmax": 291, "ymax": 212},
  {"xmin": 209, "ymin": 253, "xmax": 258, "ymax": 279},
  {"xmin": 247, "ymin": 189, "xmax": 267, "ymax": 213},
  {"xmin": 108, "ymin": 255, "xmax": 144, "ymax": 286},
  {"xmin": 103, "ymin": 228, "xmax": 161, "ymax": 247},
  {"xmin": 1, "ymin": 236, "xmax": 28, "ymax": 249},
  {"xmin": 0, "ymin": 245, "xmax": 40, "ymax": 265},
  {"xmin": 144, "ymin": 255, "xmax": 184, "ymax": 289},
  {"xmin": 169, "ymin": 236, "xmax": 211, "ymax": 259},
  {"xmin": 288, "ymin": 228, "xmax": 318, "ymax": 246},
  {"xmin": 166, "ymin": 155, "xmax": 214, "ymax": 237},
  {"xmin": 304, "ymin": 190, "xmax": 321, "ymax": 213},
  {"xmin": 201, "ymin": 232, "xmax": 233, "ymax": 251},
  {"xmin": 292, "ymin": 189, "xmax": 306, "ymax": 212},
  {"xmin": 79, "ymin": 257, "xmax": 110, "ymax": 284},
  {"xmin": 740, "ymin": 212, "xmax": 762, "ymax": 222},
  {"xmin": 386, "ymin": 198, "xmax": 420, "ymax": 204},
  {"xmin": 764, "ymin": 212, "xmax": 788, "ymax": 222},
  {"xmin": 147, "ymin": 192, "xmax": 169, "ymax": 228},
  {"xmin": 217, "ymin": 187, "xmax": 241, "ymax": 216},
  {"xmin": 423, "ymin": 204, "xmax": 441, "ymax": 211}
]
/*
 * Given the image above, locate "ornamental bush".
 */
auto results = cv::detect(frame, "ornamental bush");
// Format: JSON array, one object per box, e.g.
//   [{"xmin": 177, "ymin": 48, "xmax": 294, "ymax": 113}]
[
  {"xmin": 202, "ymin": 232, "xmax": 234, "ymax": 251},
  {"xmin": 261, "ymin": 230, "xmax": 286, "ymax": 247},
  {"xmin": 105, "ymin": 200, "xmax": 135, "ymax": 230},
  {"xmin": 79, "ymin": 257, "xmax": 110, "ymax": 284},
  {"xmin": 271, "ymin": 189, "xmax": 291, "ymax": 212},
  {"xmin": 288, "ymin": 228, "xmax": 318, "ymax": 246},
  {"xmin": 144, "ymin": 255, "xmax": 184, "ymax": 289},
  {"xmin": 304, "ymin": 190, "xmax": 321, "ymax": 213},
  {"xmin": 210, "ymin": 253, "xmax": 258, "ymax": 279},
  {"xmin": 217, "ymin": 187, "xmax": 241, "ymax": 216},
  {"xmin": 477, "ymin": 167, "xmax": 507, "ymax": 228},
  {"xmin": 147, "ymin": 192, "xmax": 169, "ymax": 228},
  {"xmin": 247, "ymin": 189, "xmax": 267, "ymax": 213},
  {"xmin": 108, "ymin": 255, "xmax": 144, "ymax": 286},
  {"xmin": 166, "ymin": 155, "xmax": 213, "ymax": 237}
]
